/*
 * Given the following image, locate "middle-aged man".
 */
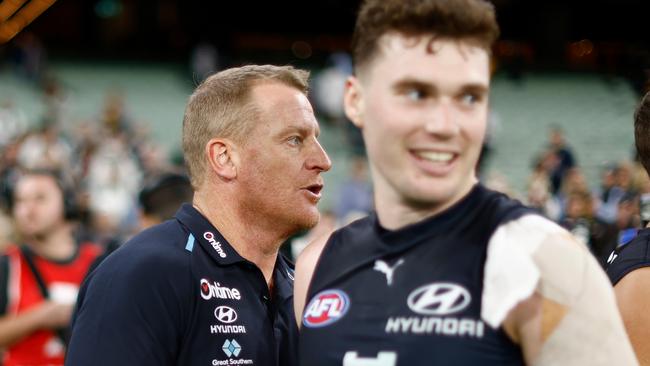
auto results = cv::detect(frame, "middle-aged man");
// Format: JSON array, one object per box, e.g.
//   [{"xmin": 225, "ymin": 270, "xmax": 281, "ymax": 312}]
[
  {"xmin": 294, "ymin": 0, "xmax": 636, "ymax": 365},
  {"xmin": 607, "ymin": 90, "xmax": 650, "ymax": 365},
  {"xmin": 66, "ymin": 65, "xmax": 331, "ymax": 366}
]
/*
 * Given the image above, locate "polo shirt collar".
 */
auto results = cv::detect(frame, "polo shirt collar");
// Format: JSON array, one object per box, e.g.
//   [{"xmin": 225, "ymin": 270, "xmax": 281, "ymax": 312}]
[
  {"xmin": 174, "ymin": 203, "xmax": 246, "ymax": 265},
  {"xmin": 273, "ymin": 254, "xmax": 295, "ymax": 301}
]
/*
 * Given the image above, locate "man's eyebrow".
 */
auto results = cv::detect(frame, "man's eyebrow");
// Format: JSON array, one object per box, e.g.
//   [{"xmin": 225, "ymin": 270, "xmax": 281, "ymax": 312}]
[
  {"xmin": 459, "ymin": 83, "xmax": 489, "ymax": 95},
  {"xmin": 279, "ymin": 124, "xmax": 320, "ymax": 138},
  {"xmin": 391, "ymin": 78, "xmax": 437, "ymax": 94}
]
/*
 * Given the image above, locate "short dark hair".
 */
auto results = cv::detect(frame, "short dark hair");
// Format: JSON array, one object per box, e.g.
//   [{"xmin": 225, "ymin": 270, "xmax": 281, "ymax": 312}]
[
  {"xmin": 351, "ymin": 0, "xmax": 500, "ymax": 73},
  {"xmin": 139, "ymin": 173, "xmax": 193, "ymax": 222},
  {"xmin": 635, "ymin": 92, "xmax": 650, "ymax": 174}
]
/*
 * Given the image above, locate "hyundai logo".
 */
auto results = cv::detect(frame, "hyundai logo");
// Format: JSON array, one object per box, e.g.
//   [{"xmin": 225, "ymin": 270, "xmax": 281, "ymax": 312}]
[
  {"xmin": 407, "ymin": 282, "xmax": 471, "ymax": 316},
  {"xmin": 214, "ymin": 306, "xmax": 238, "ymax": 324}
]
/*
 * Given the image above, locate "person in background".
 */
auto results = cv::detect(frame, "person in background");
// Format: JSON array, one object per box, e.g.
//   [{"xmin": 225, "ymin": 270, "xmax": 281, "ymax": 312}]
[
  {"xmin": 295, "ymin": 0, "xmax": 636, "ymax": 364},
  {"xmin": 607, "ymin": 91, "xmax": 650, "ymax": 365},
  {"xmin": 137, "ymin": 172, "xmax": 194, "ymax": 230},
  {"xmin": 0, "ymin": 170, "xmax": 102, "ymax": 366},
  {"xmin": 547, "ymin": 125, "xmax": 576, "ymax": 195},
  {"xmin": 66, "ymin": 65, "xmax": 331, "ymax": 366}
]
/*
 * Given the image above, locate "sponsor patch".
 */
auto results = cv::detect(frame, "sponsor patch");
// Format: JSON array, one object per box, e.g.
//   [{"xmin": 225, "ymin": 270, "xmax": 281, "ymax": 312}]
[
  {"xmin": 200, "ymin": 279, "xmax": 241, "ymax": 301},
  {"xmin": 407, "ymin": 282, "xmax": 471, "ymax": 316},
  {"xmin": 204, "ymin": 231, "xmax": 227, "ymax": 258},
  {"xmin": 303, "ymin": 289, "xmax": 350, "ymax": 328},
  {"xmin": 214, "ymin": 306, "xmax": 238, "ymax": 323}
]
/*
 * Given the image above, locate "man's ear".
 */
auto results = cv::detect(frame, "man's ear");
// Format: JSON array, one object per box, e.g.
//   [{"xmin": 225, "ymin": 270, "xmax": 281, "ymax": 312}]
[
  {"xmin": 344, "ymin": 76, "xmax": 364, "ymax": 128},
  {"xmin": 206, "ymin": 138, "xmax": 238, "ymax": 180}
]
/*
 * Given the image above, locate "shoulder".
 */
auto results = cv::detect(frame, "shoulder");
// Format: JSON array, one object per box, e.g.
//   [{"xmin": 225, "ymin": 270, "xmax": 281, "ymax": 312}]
[
  {"xmin": 89, "ymin": 220, "xmax": 193, "ymax": 290},
  {"xmin": 484, "ymin": 214, "xmax": 637, "ymax": 364},
  {"xmin": 607, "ymin": 228, "xmax": 650, "ymax": 285},
  {"xmin": 482, "ymin": 213, "xmax": 596, "ymax": 327}
]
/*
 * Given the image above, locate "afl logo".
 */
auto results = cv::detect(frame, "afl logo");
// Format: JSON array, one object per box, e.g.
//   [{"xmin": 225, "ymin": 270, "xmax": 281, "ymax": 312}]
[
  {"xmin": 214, "ymin": 306, "xmax": 238, "ymax": 324},
  {"xmin": 303, "ymin": 289, "xmax": 350, "ymax": 328},
  {"xmin": 407, "ymin": 282, "xmax": 471, "ymax": 316}
]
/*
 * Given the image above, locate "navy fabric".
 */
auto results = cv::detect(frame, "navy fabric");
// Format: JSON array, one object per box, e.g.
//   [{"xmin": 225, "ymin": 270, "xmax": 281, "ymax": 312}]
[
  {"xmin": 67, "ymin": 204, "xmax": 297, "ymax": 366},
  {"xmin": 299, "ymin": 185, "xmax": 531, "ymax": 365},
  {"xmin": 607, "ymin": 228, "xmax": 650, "ymax": 286}
]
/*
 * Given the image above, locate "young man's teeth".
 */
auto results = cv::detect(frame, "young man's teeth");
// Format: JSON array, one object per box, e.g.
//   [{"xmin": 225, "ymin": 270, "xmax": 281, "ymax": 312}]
[{"xmin": 418, "ymin": 151, "xmax": 453, "ymax": 162}]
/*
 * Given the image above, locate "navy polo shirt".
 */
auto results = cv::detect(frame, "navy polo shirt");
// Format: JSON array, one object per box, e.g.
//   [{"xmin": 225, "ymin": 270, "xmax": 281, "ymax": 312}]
[{"xmin": 66, "ymin": 204, "xmax": 298, "ymax": 366}]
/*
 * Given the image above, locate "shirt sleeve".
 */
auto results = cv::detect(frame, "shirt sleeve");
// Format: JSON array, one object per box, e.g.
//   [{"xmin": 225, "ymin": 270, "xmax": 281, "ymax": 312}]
[{"xmin": 66, "ymin": 245, "xmax": 192, "ymax": 366}]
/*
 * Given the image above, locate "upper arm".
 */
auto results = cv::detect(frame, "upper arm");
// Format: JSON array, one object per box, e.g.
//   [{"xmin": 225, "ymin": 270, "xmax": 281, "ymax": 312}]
[
  {"xmin": 503, "ymin": 235, "xmax": 637, "ymax": 365},
  {"xmin": 294, "ymin": 233, "xmax": 330, "ymax": 328},
  {"xmin": 615, "ymin": 266, "xmax": 650, "ymax": 365},
  {"xmin": 66, "ymin": 253, "xmax": 189, "ymax": 365},
  {"xmin": 484, "ymin": 215, "xmax": 637, "ymax": 365}
]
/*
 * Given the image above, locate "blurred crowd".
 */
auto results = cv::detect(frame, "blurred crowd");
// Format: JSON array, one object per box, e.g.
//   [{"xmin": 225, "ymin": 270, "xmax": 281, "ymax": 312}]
[
  {"xmin": 0, "ymin": 83, "xmax": 185, "ymax": 252},
  {"xmin": 519, "ymin": 126, "xmax": 647, "ymax": 267},
  {"xmin": 1, "ymin": 58, "xmax": 647, "ymax": 270}
]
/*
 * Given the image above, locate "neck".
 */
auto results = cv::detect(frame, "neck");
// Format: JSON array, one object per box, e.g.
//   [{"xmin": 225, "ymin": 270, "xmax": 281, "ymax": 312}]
[
  {"xmin": 25, "ymin": 224, "xmax": 76, "ymax": 261},
  {"xmin": 194, "ymin": 189, "xmax": 284, "ymax": 287},
  {"xmin": 373, "ymin": 179, "xmax": 477, "ymax": 231}
]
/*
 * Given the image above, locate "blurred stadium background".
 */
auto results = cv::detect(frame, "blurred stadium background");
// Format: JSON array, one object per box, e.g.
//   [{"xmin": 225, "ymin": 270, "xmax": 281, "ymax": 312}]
[{"xmin": 0, "ymin": 0, "xmax": 649, "ymax": 211}]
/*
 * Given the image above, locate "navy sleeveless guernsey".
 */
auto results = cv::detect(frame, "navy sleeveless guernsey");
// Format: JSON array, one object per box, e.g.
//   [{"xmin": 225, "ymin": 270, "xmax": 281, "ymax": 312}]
[{"xmin": 299, "ymin": 185, "xmax": 532, "ymax": 365}]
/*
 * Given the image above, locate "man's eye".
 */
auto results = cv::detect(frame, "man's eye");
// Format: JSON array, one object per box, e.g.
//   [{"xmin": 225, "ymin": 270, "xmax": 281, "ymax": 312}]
[
  {"xmin": 288, "ymin": 136, "xmax": 303, "ymax": 146},
  {"xmin": 406, "ymin": 89, "xmax": 426, "ymax": 101},
  {"xmin": 460, "ymin": 93, "xmax": 480, "ymax": 105}
]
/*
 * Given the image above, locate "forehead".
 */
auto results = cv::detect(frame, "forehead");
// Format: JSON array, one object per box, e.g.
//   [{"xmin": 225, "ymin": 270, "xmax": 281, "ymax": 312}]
[
  {"xmin": 361, "ymin": 33, "xmax": 491, "ymax": 87},
  {"xmin": 251, "ymin": 82, "xmax": 311, "ymax": 112},
  {"xmin": 15, "ymin": 175, "xmax": 60, "ymax": 196},
  {"xmin": 250, "ymin": 82, "xmax": 318, "ymax": 131}
]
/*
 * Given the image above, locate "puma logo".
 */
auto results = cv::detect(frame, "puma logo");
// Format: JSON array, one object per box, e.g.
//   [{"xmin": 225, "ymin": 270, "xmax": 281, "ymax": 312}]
[{"xmin": 373, "ymin": 259, "xmax": 404, "ymax": 286}]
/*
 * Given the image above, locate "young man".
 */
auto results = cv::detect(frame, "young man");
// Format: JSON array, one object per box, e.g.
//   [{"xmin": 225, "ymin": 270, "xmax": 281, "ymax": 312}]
[
  {"xmin": 607, "ymin": 91, "xmax": 650, "ymax": 365},
  {"xmin": 295, "ymin": 0, "xmax": 636, "ymax": 365},
  {"xmin": 0, "ymin": 170, "xmax": 102, "ymax": 366},
  {"xmin": 66, "ymin": 65, "xmax": 331, "ymax": 365}
]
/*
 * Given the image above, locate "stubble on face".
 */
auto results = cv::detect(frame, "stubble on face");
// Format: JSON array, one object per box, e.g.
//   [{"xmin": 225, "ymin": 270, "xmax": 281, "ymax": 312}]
[{"xmin": 236, "ymin": 83, "xmax": 326, "ymax": 238}]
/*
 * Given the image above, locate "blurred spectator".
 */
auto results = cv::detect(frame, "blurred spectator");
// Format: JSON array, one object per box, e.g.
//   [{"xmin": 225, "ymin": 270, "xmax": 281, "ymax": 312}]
[
  {"xmin": 312, "ymin": 52, "xmax": 365, "ymax": 156},
  {"xmin": 100, "ymin": 90, "xmax": 133, "ymax": 137},
  {"xmin": 614, "ymin": 161, "xmax": 637, "ymax": 196},
  {"xmin": 85, "ymin": 137, "xmax": 142, "ymax": 241},
  {"xmin": 477, "ymin": 108, "xmax": 501, "ymax": 178},
  {"xmin": 290, "ymin": 210, "xmax": 337, "ymax": 261},
  {"xmin": 40, "ymin": 77, "xmax": 71, "ymax": 130},
  {"xmin": 557, "ymin": 167, "xmax": 590, "ymax": 217},
  {"xmin": 0, "ymin": 170, "xmax": 102, "ymax": 366},
  {"xmin": 312, "ymin": 52, "xmax": 352, "ymax": 123},
  {"xmin": 17, "ymin": 124, "xmax": 72, "ymax": 172},
  {"xmin": 190, "ymin": 41, "xmax": 219, "ymax": 82},
  {"xmin": 547, "ymin": 125, "xmax": 577, "ymax": 195},
  {"xmin": 334, "ymin": 156, "xmax": 373, "ymax": 225},
  {"xmin": 560, "ymin": 190, "xmax": 616, "ymax": 267},
  {"xmin": 0, "ymin": 100, "xmax": 28, "ymax": 148},
  {"xmin": 137, "ymin": 173, "xmax": 193, "ymax": 230},
  {"xmin": 525, "ymin": 153, "xmax": 561, "ymax": 220},
  {"xmin": 615, "ymin": 192, "xmax": 641, "ymax": 248},
  {"xmin": 595, "ymin": 163, "xmax": 626, "ymax": 224}
]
